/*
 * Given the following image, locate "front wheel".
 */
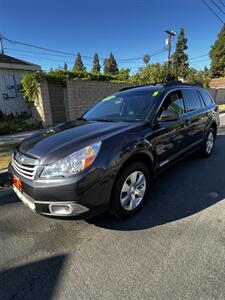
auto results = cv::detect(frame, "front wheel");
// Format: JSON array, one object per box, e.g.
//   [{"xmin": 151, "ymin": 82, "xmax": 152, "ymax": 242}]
[
  {"xmin": 200, "ymin": 128, "xmax": 216, "ymax": 157},
  {"xmin": 110, "ymin": 162, "xmax": 150, "ymax": 218}
]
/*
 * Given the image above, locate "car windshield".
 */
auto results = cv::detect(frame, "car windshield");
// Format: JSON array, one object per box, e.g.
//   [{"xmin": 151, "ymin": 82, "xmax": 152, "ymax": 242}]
[{"xmin": 82, "ymin": 88, "xmax": 162, "ymax": 122}]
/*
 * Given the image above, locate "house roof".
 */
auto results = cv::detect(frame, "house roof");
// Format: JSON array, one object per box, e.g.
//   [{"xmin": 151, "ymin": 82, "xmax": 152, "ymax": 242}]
[
  {"xmin": 209, "ymin": 78, "xmax": 225, "ymax": 89},
  {"xmin": 0, "ymin": 53, "xmax": 40, "ymax": 67}
]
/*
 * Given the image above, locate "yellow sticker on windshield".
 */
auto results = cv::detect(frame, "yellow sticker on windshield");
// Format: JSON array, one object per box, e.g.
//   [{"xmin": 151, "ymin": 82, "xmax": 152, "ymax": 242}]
[
  {"xmin": 102, "ymin": 95, "xmax": 116, "ymax": 102},
  {"xmin": 152, "ymin": 91, "xmax": 159, "ymax": 96}
]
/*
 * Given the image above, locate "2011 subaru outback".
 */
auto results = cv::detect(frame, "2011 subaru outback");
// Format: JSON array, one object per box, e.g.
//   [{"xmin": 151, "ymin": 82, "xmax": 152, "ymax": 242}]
[{"xmin": 9, "ymin": 81, "xmax": 220, "ymax": 218}]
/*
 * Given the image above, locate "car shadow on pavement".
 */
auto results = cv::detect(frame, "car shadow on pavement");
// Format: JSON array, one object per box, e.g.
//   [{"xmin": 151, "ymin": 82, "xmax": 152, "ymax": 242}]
[
  {"xmin": 0, "ymin": 254, "xmax": 66, "ymax": 300},
  {"xmin": 0, "ymin": 188, "xmax": 19, "ymax": 206},
  {"xmin": 88, "ymin": 135, "xmax": 225, "ymax": 231}
]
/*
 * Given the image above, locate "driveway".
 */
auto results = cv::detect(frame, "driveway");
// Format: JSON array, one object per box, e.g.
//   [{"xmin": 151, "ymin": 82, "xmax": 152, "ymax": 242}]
[{"xmin": 1, "ymin": 117, "xmax": 225, "ymax": 299}]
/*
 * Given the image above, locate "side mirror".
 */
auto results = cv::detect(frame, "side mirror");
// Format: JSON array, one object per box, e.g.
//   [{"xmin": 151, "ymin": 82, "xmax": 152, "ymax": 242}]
[{"xmin": 158, "ymin": 109, "xmax": 179, "ymax": 122}]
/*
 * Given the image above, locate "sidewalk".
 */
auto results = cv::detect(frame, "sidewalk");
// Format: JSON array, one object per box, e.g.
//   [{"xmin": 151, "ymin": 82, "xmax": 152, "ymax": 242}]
[
  {"xmin": 0, "ymin": 130, "xmax": 37, "ymax": 143},
  {"xmin": 0, "ymin": 131, "xmax": 37, "ymax": 186}
]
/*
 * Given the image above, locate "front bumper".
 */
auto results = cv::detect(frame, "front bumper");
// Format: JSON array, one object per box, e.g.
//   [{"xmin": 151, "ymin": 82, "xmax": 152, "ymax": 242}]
[
  {"xmin": 9, "ymin": 163, "xmax": 114, "ymax": 218},
  {"xmin": 13, "ymin": 185, "xmax": 90, "ymax": 217}
]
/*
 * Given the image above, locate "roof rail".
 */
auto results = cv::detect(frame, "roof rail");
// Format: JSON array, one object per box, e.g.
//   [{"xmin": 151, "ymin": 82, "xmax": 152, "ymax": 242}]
[
  {"xmin": 119, "ymin": 81, "xmax": 203, "ymax": 92},
  {"xmin": 164, "ymin": 80, "xmax": 183, "ymax": 87},
  {"xmin": 164, "ymin": 80, "xmax": 203, "ymax": 88},
  {"xmin": 119, "ymin": 85, "xmax": 147, "ymax": 92}
]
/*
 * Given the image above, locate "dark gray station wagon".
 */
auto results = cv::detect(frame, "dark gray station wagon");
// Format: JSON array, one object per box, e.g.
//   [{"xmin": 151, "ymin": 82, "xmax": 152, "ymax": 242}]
[{"xmin": 9, "ymin": 81, "xmax": 220, "ymax": 219}]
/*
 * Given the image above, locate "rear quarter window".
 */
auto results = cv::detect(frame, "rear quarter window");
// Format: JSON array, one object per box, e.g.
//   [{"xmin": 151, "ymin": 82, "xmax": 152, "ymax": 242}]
[
  {"xmin": 182, "ymin": 89, "xmax": 202, "ymax": 112},
  {"xmin": 199, "ymin": 89, "xmax": 214, "ymax": 106}
]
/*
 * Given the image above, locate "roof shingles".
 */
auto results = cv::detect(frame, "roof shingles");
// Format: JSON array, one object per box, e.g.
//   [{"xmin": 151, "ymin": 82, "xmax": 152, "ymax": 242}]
[{"xmin": 0, "ymin": 53, "xmax": 39, "ymax": 67}]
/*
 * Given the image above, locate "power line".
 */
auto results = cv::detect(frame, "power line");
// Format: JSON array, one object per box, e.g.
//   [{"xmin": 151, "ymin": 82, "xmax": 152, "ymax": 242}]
[
  {"xmin": 2, "ymin": 35, "xmax": 91, "ymax": 58},
  {"xmin": 5, "ymin": 49, "xmax": 159, "ymax": 68},
  {"xmin": 210, "ymin": 0, "xmax": 225, "ymax": 14},
  {"xmin": 6, "ymin": 47, "xmax": 211, "ymax": 70},
  {"xmin": 2, "ymin": 34, "xmax": 167, "ymax": 62},
  {"xmin": 189, "ymin": 58, "xmax": 210, "ymax": 63},
  {"xmin": 5, "ymin": 50, "xmax": 92, "ymax": 66},
  {"xmin": 5, "ymin": 47, "xmax": 167, "ymax": 63},
  {"xmin": 201, "ymin": 0, "xmax": 225, "ymax": 23},
  {"xmin": 5, "ymin": 50, "xmax": 155, "ymax": 68},
  {"xmin": 189, "ymin": 53, "xmax": 209, "ymax": 59},
  {"xmin": 5, "ymin": 47, "xmax": 79, "ymax": 59},
  {"xmin": 189, "ymin": 63, "xmax": 202, "ymax": 70},
  {"xmin": 218, "ymin": 0, "xmax": 225, "ymax": 8}
]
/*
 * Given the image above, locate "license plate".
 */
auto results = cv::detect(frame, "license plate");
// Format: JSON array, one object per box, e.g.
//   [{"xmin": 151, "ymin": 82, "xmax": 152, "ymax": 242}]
[{"xmin": 13, "ymin": 175, "xmax": 23, "ymax": 192}]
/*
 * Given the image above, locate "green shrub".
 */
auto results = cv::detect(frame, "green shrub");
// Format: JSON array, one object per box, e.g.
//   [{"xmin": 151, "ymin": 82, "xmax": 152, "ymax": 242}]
[
  {"xmin": 20, "ymin": 69, "xmax": 132, "ymax": 104},
  {"xmin": 0, "ymin": 115, "xmax": 40, "ymax": 135}
]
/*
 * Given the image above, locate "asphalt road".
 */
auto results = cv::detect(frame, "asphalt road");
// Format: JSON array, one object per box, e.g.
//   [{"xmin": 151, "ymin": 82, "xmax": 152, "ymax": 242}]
[{"xmin": 1, "ymin": 116, "xmax": 225, "ymax": 300}]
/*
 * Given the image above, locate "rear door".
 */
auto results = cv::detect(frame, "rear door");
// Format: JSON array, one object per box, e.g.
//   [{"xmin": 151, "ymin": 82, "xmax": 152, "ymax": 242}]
[{"xmin": 182, "ymin": 88, "xmax": 207, "ymax": 146}]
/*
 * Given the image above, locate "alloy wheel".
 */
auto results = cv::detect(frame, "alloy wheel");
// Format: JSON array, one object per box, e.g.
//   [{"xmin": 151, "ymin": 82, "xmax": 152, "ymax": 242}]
[
  {"xmin": 206, "ymin": 131, "xmax": 214, "ymax": 154},
  {"xmin": 120, "ymin": 171, "xmax": 147, "ymax": 211}
]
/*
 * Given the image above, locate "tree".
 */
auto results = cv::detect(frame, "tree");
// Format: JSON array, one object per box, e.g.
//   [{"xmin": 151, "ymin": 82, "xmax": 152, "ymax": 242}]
[
  {"xmin": 137, "ymin": 63, "xmax": 167, "ymax": 84},
  {"xmin": 117, "ymin": 69, "xmax": 130, "ymax": 81},
  {"xmin": 92, "ymin": 53, "xmax": 101, "ymax": 74},
  {"xmin": 186, "ymin": 66, "xmax": 210, "ymax": 87},
  {"xmin": 143, "ymin": 54, "xmax": 150, "ymax": 65},
  {"xmin": 172, "ymin": 27, "xmax": 189, "ymax": 79},
  {"xmin": 103, "ymin": 58, "xmax": 110, "ymax": 74},
  {"xmin": 73, "ymin": 52, "xmax": 86, "ymax": 72},
  {"xmin": 104, "ymin": 52, "xmax": 119, "ymax": 75},
  {"xmin": 209, "ymin": 25, "xmax": 225, "ymax": 78},
  {"xmin": 63, "ymin": 62, "xmax": 68, "ymax": 71}
]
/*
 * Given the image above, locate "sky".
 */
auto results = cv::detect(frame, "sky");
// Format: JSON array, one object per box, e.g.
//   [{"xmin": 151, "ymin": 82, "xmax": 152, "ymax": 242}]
[{"xmin": 0, "ymin": 0, "xmax": 224, "ymax": 72}]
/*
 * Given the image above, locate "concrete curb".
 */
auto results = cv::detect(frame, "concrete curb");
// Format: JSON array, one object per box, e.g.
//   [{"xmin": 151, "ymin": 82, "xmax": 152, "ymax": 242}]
[{"xmin": 0, "ymin": 168, "xmax": 8, "ymax": 175}]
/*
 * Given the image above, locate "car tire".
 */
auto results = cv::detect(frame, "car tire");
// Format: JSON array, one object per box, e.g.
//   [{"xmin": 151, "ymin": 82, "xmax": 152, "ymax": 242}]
[
  {"xmin": 110, "ymin": 162, "xmax": 151, "ymax": 218},
  {"xmin": 200, "ymin": 127, "xmax": 216, "ymax": 157}
]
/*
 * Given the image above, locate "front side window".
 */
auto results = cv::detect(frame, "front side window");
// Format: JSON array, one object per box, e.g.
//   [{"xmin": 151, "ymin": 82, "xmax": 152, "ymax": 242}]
[
  {"xmin": 182, "ymin": 89, "xmax": 202, "ymax": 112},
  {"xmin": 161, "ymin": 90, "xmax": 185, "ymax": 116},
  {"xmin": 83, "ymin": 88, "xmax": 162, "ymax": 122}
]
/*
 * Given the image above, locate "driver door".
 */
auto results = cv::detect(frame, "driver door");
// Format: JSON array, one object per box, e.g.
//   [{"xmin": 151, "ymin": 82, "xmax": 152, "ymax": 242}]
[{"xmin": 151, "ymin": 90, "xmax": 189, "ymax": 168}]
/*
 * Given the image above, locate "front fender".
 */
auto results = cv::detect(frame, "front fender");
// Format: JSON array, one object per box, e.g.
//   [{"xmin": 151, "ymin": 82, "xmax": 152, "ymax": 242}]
[{"xmin": 106, "ymin": 135, "xmax": 154, "ymax": 172}]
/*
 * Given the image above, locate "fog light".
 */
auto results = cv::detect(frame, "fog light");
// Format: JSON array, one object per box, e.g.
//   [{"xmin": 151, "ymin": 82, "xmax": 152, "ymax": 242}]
[
  {"xmin": 49, "ymin": 204, "xmax": 73, "ymax": 215},
  {"xmin": 48, "ymin": 203, "xmax": 89, "ymax": 216}
]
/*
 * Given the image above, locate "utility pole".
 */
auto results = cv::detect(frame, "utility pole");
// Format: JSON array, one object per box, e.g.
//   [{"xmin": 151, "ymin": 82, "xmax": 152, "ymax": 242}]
[
  {"xmin": 0, "ymin": 34, "xmax": 4, "ymax": 55},
  {"xmin": 165, "ymin": 29, "xmax": 176, "ymax": 75}
]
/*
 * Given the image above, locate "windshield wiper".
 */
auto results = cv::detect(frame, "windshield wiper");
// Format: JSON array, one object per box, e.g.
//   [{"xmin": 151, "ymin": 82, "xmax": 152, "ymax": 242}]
[{"xmin": 77, "ymin": 116, "xmax": 87, "ymax": 121}]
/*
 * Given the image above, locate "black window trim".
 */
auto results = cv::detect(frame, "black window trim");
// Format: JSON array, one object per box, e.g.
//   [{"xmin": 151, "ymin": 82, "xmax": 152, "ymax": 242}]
[
  {"xmin": 197, "ymin": 90, "xmax": 206, "ymax": 107},
  {"xmin": 198, "ymin": 88, "xmax": 214, "ymax": 107},
  {"xmin": 150, "ymin": 86, "xmax": 209, "ymax": 125},
  {"xmin": 166, "ymin": 90, "xmax": 186, "ymax": 116},
  {"xmin": 155, "ymin": 88, "xmax": 188, "ymax": 118}
]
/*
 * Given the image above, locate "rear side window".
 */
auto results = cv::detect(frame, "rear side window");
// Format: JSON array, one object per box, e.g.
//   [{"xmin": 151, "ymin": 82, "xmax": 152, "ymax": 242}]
[
  {"xmin": 182, "ymin": 89, "xmax": 202, "ymax": 112},
  {"xmin": 199, "ymin": 90, "xmax": 213, "ymax": 106}
]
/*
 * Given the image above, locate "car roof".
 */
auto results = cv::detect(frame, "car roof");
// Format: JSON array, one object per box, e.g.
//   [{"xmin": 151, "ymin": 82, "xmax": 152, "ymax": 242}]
[{"xmin": 118, "ymin": 81, "xmax": 203, "ymax": 93}]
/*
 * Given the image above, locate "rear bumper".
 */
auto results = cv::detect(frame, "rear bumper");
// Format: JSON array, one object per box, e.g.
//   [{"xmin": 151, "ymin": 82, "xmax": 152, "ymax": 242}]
[{"xmin": 9, "ymin": 163, "xmax": 114, "ymax": 218}]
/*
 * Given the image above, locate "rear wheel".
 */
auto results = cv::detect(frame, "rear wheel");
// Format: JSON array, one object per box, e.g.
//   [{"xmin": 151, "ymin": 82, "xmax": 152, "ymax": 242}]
[
  {"xmin": 110, "ymin": 162, "xmax": 150, "ymax": 218},
  {"xmin": 200, "ymin": 128, "xmax": 216, "ymax": 157}
]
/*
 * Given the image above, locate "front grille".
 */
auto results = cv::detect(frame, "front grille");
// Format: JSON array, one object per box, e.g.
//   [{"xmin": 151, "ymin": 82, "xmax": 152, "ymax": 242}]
[{"xmin": 12, "ymin": 152, "xmax": 38, "ymax": 180}]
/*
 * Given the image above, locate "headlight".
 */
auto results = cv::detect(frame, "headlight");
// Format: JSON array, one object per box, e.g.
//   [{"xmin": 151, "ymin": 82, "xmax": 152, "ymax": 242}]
[{"xmin": 40, "ymin": 142, "xmax": 101, "ymax": 178}]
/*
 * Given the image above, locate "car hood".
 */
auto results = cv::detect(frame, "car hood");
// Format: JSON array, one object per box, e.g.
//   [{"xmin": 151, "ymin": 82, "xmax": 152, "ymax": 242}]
[{"xmin": 17, "ymin": 120, "xmax": 137, "ymax": 164}]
